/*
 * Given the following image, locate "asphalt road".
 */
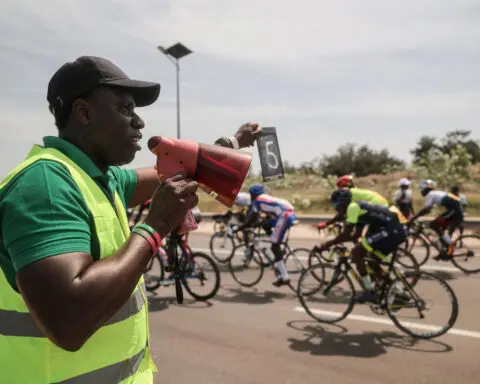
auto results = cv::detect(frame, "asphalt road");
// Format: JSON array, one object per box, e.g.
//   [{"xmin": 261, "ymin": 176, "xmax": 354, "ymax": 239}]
[{"xmin": 147, "ymin": 233, "xmax": 480, "ymax": 384}]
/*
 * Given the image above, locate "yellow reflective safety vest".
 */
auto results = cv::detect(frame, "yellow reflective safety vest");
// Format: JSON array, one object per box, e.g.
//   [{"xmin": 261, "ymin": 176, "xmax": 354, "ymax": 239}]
[{"xmin": 0, "ymin": 145, "xmax": 157, "ymax": 383}]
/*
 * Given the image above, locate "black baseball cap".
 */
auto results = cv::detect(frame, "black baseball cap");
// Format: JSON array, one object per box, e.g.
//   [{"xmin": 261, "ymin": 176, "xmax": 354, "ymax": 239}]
[{"xmin": 47, "ymin": 56, "xmax": 161, "ymax": 112}]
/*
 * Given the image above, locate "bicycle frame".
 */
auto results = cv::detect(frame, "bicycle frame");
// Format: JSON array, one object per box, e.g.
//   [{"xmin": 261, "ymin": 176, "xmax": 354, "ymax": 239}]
[{"xmin": 323, "ymin": 247, "xmax": 418, "ymax": 306}]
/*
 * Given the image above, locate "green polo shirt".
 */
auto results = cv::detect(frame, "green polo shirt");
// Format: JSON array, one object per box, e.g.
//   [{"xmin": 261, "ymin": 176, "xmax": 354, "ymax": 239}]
[{"xmin": 0, "ymin": 136, "xmax": 138, "ymax": 291}]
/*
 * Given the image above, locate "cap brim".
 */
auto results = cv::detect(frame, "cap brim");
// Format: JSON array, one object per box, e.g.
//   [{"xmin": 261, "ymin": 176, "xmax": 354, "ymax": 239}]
[{"xmin": 106, "ymin": 78, "xmax": 161, "ymax": 107}]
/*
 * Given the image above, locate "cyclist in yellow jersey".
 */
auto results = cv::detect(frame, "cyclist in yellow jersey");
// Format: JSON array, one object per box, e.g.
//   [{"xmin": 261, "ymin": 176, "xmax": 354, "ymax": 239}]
[
  {"xmin": 315, "ymin": 189, "xmax": 408, "ymax": 303},
  {"xmin": 318, "ymin": 174, "xmax": 388, "ymax": 231}
]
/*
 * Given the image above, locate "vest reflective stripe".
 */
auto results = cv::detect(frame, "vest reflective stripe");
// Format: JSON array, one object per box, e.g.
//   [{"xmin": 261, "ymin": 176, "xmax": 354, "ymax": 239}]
[
  {"xmin": 0, "ymin": 285, "xmax": 145, "ymax": 337},
  {"xmin": 0, "ymin": 145, "xmax": 157, "ymax": 383},
  {"xmin": 55, "ymin": 347, "xmax": 146, "ymax": 384}
]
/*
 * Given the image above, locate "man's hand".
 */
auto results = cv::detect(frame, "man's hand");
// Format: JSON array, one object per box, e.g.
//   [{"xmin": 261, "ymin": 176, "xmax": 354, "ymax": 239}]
[
  {"xmin": 234, "ymin": 122, "xmax": 262, "ymax": 148},
  {"xmin": 144, "ymin": 174, "xmax": 199, "ymax": 236}
]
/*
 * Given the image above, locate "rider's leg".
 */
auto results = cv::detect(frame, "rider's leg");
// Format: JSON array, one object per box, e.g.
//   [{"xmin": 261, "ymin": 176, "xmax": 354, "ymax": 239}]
[
  {"xmin": 430, "ymin": 215, "xmax": 451, "ymax": 248},
  {"xmin": 351, "ymin": 244, "xmax": 372, "ymax": 291},
  {"xmin": 270, "ymin": 212, "xmax": 295, "ymax": 285}
]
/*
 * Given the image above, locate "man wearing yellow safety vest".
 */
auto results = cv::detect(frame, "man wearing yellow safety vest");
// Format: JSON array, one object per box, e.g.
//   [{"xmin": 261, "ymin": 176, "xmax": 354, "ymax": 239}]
[{"xmin": 0, "ymin": 56, "xmax": 260, "ymax": 383}]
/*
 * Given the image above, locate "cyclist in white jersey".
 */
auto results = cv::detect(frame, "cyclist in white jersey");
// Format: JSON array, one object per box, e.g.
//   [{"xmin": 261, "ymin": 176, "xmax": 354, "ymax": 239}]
[
  {"xmin": 408, "ymin": 179, "xmax": 464, "ymax": 260},
  {"xmin": 394, "ymin": 178, "xmax": 414, "ymax": 219},
  {"xmin": 235, "ymin": 184, "xmax": 296, "ymax": 287}
]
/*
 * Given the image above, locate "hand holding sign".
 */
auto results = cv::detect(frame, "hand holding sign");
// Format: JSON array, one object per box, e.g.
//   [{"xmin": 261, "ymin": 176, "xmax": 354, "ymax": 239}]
[{"xmin": 256, "ymin": 127, "xmax": 285, "ymax": 181}]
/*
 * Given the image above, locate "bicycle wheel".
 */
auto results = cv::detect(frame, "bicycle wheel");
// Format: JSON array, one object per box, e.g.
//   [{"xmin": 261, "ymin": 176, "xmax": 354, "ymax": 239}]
[
  {"xmin": 181, "ymin": 252, "xmax": 221, "ymax": 301},
  {"xmin": 297, "ymin": 264, "xmax": 355, "ymax": 324},
  {"xmin": 209, "ymin": 231, "xmax": 236, "ymax": 263},
  {"xmin": 385, "ymin": 270, "xmax": 458, "ymax": 339},
  {"xmin": 392, "ymin": 247, "xmax": 420, "ymax": 272},
  {"xmin": 144, "ymin": 253, "xmax": 165, "ymax": 292},
  {"xmin": 450, "ymin": 234, "xmax": 480, "ymax": 273},
  {"xmin": 401, "ymin": 233, "xmax": 430, "ymax": 266},
  {"xmin": 284, "ymin": 247, "xmax": 310, "ymax": 293},
  {"xmin": 228, "ymin": 244, "xmax": 264, "ymax": 287}
]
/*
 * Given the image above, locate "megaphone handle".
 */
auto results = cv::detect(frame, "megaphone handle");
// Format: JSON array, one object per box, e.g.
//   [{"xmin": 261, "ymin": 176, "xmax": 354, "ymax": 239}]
[{"xmin": 167, "ymin": 232, "xmax": 184, "ymax": 304}]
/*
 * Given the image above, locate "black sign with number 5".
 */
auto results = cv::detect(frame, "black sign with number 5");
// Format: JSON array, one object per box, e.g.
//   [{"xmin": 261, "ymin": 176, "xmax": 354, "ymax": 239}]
[{"xmin": 256, "ymin": 127, "xmax": 285, "ymax": 181}]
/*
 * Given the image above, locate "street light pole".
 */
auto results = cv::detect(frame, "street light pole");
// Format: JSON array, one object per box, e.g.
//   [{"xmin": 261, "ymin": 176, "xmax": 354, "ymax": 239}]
[
  {"xmin": 175, "ymin": 59, "xmax": 180, "ymax": 140},
  {"xmin": 158, "ymin": 42, "xmax": 193, "ymax": 139}
]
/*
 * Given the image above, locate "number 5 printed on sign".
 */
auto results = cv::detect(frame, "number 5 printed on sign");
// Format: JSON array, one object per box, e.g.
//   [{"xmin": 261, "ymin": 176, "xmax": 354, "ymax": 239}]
[{"xmin": 256, "ymin": 127, "xmax": 285, "ymax": 181}]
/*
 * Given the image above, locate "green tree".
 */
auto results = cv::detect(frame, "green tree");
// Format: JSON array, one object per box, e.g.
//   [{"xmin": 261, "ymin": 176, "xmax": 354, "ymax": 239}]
[
  {"xmin": 411, "ymin": 130, "xmax": 479, "ymax": 165},
  {"xmin": 413, "ymin": 144, "xmax": 472, "ymax": 188},
  {"xmin": 320, "ymin": 143, "xmax": 405, "ymax": 177}
]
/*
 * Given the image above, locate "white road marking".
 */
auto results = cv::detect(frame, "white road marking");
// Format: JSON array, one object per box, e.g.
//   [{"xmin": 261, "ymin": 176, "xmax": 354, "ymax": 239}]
[
  {"xmin": 293, "ymin": 307, "xmax": 480, "ymax": 339},
  {"xmin": 195, "ymin": 248, "xmax": 460, "ymax": 272}
]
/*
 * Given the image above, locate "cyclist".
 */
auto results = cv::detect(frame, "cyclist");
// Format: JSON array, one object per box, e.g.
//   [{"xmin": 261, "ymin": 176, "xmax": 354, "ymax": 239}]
[
  {"xmin": 316, "ymin": 189, "xmax": 408, "ymax": 303},
  {"xmin": 407, "ymin": 179, "xmax": 464, "ymax": 260},
  {"xmin": 394, "ymin": 178, "xmax": 414, "ymax": 219},
  {"xmin": 318, "ymin": 175, "xmax": 389, "ymax": 231},
  {"xmin": 235, "ymin": 184, "xmax": 296, "ymax": 287}
]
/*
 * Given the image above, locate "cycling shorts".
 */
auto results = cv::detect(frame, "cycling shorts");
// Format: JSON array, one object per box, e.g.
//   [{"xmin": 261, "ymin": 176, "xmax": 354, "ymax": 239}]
[
  {"xmin": 360, "ymin": 222, "xmax": 408, "ymax": 260},
  {"xmin": 270, "ymin": 211, "xmax": 296, "ymax": 244},
  {"xmin": 434, "ymin": 196, "xmax": 464, "ymax": 229}
]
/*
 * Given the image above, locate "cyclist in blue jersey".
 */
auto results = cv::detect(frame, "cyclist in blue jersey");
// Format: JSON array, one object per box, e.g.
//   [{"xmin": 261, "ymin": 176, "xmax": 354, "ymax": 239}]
[{"xmin": 235, "ymin": 184, "xmax": 296, "ymax": 287}]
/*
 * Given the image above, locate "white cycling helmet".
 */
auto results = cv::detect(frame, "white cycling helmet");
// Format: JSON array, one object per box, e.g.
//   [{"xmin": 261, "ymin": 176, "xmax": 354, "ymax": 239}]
[
  {"xmin": 419, "ymin": 179, "xmax": 436, "ymax": 191},
  {"xmin": 399, "ymin": 178, "xmax": 411, "ymax": 187}
]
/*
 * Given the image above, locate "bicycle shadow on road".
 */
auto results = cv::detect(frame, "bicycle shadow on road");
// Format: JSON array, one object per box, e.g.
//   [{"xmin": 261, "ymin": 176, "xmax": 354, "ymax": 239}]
[
  {"xmin": 423, "ymin": 269, "xmax": 458, "ymax": 282},
  {"xmin": 147, "ymin": 291, "xmax": 214, "ymax": 312},
  {"xmin": 214, "ymin": 285, "xmax": 297, "ymax": 305},
  {"xmin": 285, "ymin": 320, "xmax": 453, "ymax": 358}
]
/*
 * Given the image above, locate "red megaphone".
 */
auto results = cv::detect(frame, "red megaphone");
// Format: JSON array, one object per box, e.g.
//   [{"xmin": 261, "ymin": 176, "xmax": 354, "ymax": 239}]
[{"xmin": 148, "ymin": 136, "xmax": 253, "ymax": 207}]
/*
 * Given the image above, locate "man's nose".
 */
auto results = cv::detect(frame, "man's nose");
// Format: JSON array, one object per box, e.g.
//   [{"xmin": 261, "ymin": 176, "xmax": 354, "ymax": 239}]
[{"xmin": 132, "ymin": 113, "xmax": 145, "ymax": 129}]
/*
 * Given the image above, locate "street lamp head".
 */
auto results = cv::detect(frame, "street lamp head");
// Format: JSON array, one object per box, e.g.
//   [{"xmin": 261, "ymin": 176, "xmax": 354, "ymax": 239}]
[{"xmin": 158, "ymin": 42, "xmax": 192, "ymax": 60}]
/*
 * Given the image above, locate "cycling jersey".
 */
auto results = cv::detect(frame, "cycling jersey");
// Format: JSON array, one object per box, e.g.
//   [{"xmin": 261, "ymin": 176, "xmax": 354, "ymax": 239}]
[
  {"xmin": 251, "ymin": 194, "xmax": 295, "ymax": 219},
  {"xmin": 394, "ymin": 189, "xmax": 413, "ymax": 218},
  {"xmin": 424, "ymin": 191, "xmax": 460, "ymax": 210},
  {"xmin": 346, "ymin": 201, "xmax": 406, "ymax": 229},
  {"xmin": 350, "ymin": 188, "xmax": 388, "ymax": 207},
  {"xmin": 346, "ymin": 201, "xmax": 408, "ymax": 257},
  {"xmin": 394, "ymin": 189, "xmax": 412, "ymax": 204},
  {"xmin": 425, "ymin": 191, "xmax": 464, "ymax": 229},
  {"xmin": 250, "ymin": 194, "xmax": 296, "ymax": 244}
]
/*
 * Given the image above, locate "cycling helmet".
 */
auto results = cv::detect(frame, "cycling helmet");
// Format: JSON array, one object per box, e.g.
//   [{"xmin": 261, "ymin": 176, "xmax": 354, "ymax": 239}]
[
  {"xmin": 330, "ymin": 189, "xmax": 352, "ymax": 207},
  {"xmin": 249, "ymin": 184, "xmax": 265, "ymax": 197},
  {"xmin": 398, "ymin": 178, "xmax": 411, "ymax": 187},
  {"xmin": 419, "ymin": 179, "xmax": 436, "ymax": 196},
  {"xmin": 336, "ymin": 175, "xmax": 354, "ymax": 188}
]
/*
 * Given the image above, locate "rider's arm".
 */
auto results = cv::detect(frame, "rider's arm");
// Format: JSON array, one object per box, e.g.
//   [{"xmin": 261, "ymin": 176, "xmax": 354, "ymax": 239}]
[
  {"xmin": 323, "ymin": 203, "xmax": 359, "ymax": 248},
  {"xmin": 324, "ymin": 224, "xmax": 355, "ymax": 248},
  {"xmin": 409, "ymin": 199, "xmax": 432, "ymax": 222},
  {"xmin": 237, "ymin": 209, "xmax": 259, "ymax": 231},
  {"xmin": 321, "ymin": 212, "xmax": 345, "ymax": 227}
]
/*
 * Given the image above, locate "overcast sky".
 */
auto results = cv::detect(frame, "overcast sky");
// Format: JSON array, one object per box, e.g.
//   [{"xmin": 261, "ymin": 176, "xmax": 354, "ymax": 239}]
[{"xmin": 0, "ymin": 0, "xmax": 479, "ymax": 176}]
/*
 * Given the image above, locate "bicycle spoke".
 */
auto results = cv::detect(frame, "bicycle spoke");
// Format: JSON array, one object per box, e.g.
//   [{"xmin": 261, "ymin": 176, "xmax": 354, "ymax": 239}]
[{"xmin": 386, "ymin": 271, "xmax": 458, "ymax": 339}]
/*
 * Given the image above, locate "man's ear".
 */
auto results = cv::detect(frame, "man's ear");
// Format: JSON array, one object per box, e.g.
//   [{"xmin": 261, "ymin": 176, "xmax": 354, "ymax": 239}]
[{"xmin": 72, "ymin": 99, "xmax": 91, "ymax": 125}]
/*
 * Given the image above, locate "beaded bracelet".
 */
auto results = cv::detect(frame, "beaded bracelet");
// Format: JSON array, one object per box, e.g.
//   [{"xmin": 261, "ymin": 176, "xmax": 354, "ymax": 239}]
[
  {"xmin": 135, "ymin": 223, "xmax": 162, "ymax": 249},
  {"xmin": 131, "ymin": 227, "xmax": 158, "ymax": 254}
]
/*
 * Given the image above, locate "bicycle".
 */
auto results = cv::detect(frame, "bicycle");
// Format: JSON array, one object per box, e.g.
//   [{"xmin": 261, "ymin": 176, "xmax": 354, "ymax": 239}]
[
  {"xmin": 209, "ymin": 213, "xmax": 273, "ymax": 263},
  {"xmin": 144, "ymin": 231, "xmax": 221, "ymax": 302},
  {"xmin": 296, "ymin": 246, "xmax": 458, "ymax": 339},
  {"xmin": 227, "ymin": 220, "xmax": 310, "ymax": 293},
  {"xmin": 209, "ymin": 211, "xmax": 246, "ymax": 263},
  {"xmin": 402, "ymin": 220, "xmax": 480, "ymax": 273}
]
